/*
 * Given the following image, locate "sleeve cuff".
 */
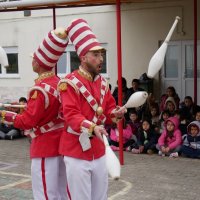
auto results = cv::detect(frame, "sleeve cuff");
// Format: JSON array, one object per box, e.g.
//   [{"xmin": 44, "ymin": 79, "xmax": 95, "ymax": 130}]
[
  {"xmin": 110, "ymin": 108, "xmax": 122, "ymax": 123},
  {"xmin": 81, "ymin": 120, "xmax": 96, "ymax": 137},
  {"xmin": 1, "ymin": 110, "xmax": 17, "ymax": 125}
]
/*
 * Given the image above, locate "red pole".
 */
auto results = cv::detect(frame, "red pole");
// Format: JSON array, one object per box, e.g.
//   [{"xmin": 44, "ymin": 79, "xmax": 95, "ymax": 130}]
[
  {"xmin": 53, "ymin": 7, "xmax": 57, "ymax": 75},
  {"xmin": 193, "ymin": 0, "xmax": 197, "ymax": 104},
  {"xmin": 116, "ymin": 0, "xmax": 124, "ymax": 165}
]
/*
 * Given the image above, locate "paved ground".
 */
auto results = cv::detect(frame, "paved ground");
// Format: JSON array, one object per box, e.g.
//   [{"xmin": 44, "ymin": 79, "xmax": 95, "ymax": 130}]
[{"xmin": 0, "ymin": 138, "xmax": 200, "ymax": 200}]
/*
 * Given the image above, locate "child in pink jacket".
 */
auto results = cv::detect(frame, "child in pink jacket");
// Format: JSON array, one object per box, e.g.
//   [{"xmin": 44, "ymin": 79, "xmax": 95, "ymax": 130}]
[
  {"xmin": 109, "ymin": 119, "xmax": 134, "ymax": 151},
  {"xmin": 156, "ymin": 116, "xmax": 182, "ymax": 157}
]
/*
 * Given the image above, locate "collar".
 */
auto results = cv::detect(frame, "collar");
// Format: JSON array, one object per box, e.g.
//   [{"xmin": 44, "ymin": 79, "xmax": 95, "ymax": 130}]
[
  {"xmin": 78, "ymin": 66, "xmax": 93, "ymax": 81},
  {"xmin": 35, "ymin": 71, "xmax": 55, "ymax": 83}
]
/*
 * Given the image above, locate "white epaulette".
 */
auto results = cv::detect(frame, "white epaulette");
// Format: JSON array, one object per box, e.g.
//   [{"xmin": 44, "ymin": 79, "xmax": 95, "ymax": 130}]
[{"xmin": 28, "ymin": 86, "xmax": 49, "ymax": 109}]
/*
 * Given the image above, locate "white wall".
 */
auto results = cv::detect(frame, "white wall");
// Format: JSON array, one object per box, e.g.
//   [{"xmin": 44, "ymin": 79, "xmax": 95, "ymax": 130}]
[{"xmin": 0, "ymin": 0, "xmax": 199, "ymax": 102}]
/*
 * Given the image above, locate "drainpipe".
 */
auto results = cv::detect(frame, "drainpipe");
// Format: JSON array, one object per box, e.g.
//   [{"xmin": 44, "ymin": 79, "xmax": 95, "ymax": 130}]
[
  {"xmin": 194, "ymin": 0, "xmax": 197, "ymax": 104},
  {"xmin": 52, "ymin": 7, "xmax": 58, "ymax": 75}
]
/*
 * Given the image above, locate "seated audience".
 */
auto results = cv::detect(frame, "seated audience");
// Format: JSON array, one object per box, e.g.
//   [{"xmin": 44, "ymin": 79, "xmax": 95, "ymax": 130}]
[
  {"xmin": 195, "ymin": 111, "xmax": 200, "ymax": 124},
  {"xmin": 0, "ymin": 122, "xmax": 21, "ymax": 140},
  {"xmin": 174, "ymin": 110, "xmax": 189, "ymax": 136},
  {"xmin": 112, "ymin": 77, "xmax": 129, "ymax": 105},
  {"xmin": 160, "ymin": 86, "xmax": 180, "ymax": 112},
  {"xmin": 164, "ymin": 96, "xmax": 177, "ymax": 116},
  {"xmin": 156, "ymin": 116, "xmax": 182, "ymax": 157},
  {"xmin": 149, "ymin": 104, "xmax": 160, "ymax": 134},
  {"xmin": 127, "ymin": 78, "xmax": 144, "ymax": 99},
  {"xmin": 181, "ymin": 121, "xmax": 200, "ymax": 158},
  {"xmin": 180, "ymin": 96, "xmax": 200, "ymax": 121},
  {"xmin": 18, "ymin": 96, "xmax": 27, "ymax": 114},
  {"xmin": 158, "ymin": 110, "xmax": 170, "ymax": 134},
  {"xmin": 127, "ymin": 109, "xmax": 141, "ymax": 136},
  {"xmin": 109, "ymin": 119, "xmax": 135, "ymax": 151},
  {"xmin": 142, "ymin": 93, "xmax": 159, "ymax": 120},
  {"xmin": 131, "ymin": 119, "xmax": 157, "ymax": 154},
  {"xmin": 0, "ymin": 97, "xmax": 27, "ymax": 140}
]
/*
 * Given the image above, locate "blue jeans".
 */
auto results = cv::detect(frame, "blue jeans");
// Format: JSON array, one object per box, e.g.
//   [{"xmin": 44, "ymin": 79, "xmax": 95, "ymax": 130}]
[{"xmin": 181, "ymin": 145, "xmax": 200, "ymax": 158}]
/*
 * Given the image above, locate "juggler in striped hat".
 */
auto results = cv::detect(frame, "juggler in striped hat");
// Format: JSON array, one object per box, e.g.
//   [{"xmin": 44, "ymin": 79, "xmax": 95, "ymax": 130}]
[
  {"xmin": 67, "ymin": 18, "xmax": 105, "ymax": 57},
  {"xmin": 33, "ymin": 27, "xmax": 68, "ymax": 70}
]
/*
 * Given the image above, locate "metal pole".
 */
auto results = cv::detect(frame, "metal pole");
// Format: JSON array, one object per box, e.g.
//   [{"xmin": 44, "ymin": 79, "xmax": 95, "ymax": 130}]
[
  {"xmin": 53, "ymin": 7, "xmax": 58, "ymax": 75},
  {"xmin": 116, "ymin": 0, "xmax": 124, "ymax": 165},
  {"xmin": 53, "ymin": 7, "xmax": 56, "ymax": 29},
  {"xmin": 0, "ymin": 0, "xmax": 81, "ymax": 9},
  {"xmin": 194, "ymin": 0, "xmax": 197, "ymax": 104}
]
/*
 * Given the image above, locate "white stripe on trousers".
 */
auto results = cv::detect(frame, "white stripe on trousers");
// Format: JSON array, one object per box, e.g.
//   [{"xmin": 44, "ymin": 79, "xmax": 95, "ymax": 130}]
[
  {"xmin": 31, "ymin": 156, "xmax": 68, "ymax": 200},
  {"xmin": 64, "ymin": 155, "xmax": 108, "ymax": 200}
]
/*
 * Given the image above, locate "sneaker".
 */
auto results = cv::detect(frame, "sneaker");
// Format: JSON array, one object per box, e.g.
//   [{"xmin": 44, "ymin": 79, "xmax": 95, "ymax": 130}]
[
  {"xmin": 111, "ymin": 145, "xmax": 119, "ymax": 151},
  {"xmin": 131, "ymin": 148, "xmax": 140, "ymax": 154},
  {"xmin": 169, "ymin": 152, "xmax": 179, "ymax": 158},
  {"xmin": 5, "ymin": 135, "xmax": 13, "ymax": 140},
  {"xmin": 147, "ymin": 149, "xmax": 154, "ymax": 155},
  {"xmin": 158, "ymin": 151, "xmax": 165, "ymax": 157},
  {"xmin": 125, "ymin": 146, "xmax": 131, "ymax": 152}
]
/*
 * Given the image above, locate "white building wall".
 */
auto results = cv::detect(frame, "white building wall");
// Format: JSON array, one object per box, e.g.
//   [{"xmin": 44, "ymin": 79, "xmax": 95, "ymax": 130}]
[{"xmin": 0, "ymin": 0, "xmax": 199, "ymax": 102}]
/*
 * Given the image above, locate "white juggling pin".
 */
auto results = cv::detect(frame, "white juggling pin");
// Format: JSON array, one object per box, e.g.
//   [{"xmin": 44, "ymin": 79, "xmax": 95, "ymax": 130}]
[
  {"xmin": 0, "ymin": 46, "xmax": 9, "ymax": 67},
  {"xmin": 117, "ymin": 91, "xmax": 148, "ymax": 113},
  {"xmin": 147, "ymin": 16, "xmax": 181, "ymax": 78},
  {"xmin": 0, "ymin": 103, "xmax": 26, "ymax": 108},
  {"xmin": 125, "ymin": 91, "xmax": 148, "ymax": 108},
  {"xmin": 103, "ymin": 134, "xmax": 121, "ymax": 180}
]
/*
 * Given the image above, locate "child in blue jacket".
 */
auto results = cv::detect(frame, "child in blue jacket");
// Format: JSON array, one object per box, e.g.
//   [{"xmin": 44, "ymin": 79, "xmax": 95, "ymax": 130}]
[{"xmin": 181, "ymin": 121, "xmax": 200, "ymax": 158}]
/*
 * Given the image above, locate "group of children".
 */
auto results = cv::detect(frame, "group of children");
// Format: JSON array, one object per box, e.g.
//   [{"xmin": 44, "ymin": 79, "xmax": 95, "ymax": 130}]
[
  {"xmin": 0, "ymin": 97, "xmax": 27, "ymax": 140},
  {"xmin": 107, "ymin": 102, "xmax": 200, "ymax": 159}
]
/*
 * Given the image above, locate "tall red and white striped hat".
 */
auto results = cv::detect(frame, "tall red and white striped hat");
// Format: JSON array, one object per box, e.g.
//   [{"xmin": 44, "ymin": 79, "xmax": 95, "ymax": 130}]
[
  {"xmin": 33, "ymin": 28, "xmax": 68, "ymax": 70},
  {"xmin": 67, "ymin": 18, "xmax": 104, "ymax": 57}
]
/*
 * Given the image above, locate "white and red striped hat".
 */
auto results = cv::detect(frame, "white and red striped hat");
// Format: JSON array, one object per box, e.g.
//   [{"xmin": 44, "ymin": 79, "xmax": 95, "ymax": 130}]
[
  {"xmin": 67, "ymin": 18, "xmax": 104, "ymax": 57},
  {"xmin": 33, "ymin": 29, "xmax": 68, "ymax": 70}
]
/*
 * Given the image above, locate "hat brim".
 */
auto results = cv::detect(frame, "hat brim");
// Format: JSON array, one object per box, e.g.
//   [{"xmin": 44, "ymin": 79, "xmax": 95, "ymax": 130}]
[{"xmin": 89, "ymin": 46, "xmax": 106, "ymax": 52}]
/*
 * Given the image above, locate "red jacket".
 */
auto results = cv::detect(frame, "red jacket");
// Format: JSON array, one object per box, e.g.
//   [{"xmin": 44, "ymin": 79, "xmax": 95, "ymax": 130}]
[
  {"xmin": 59, "ymin": 69, "xmax": 117, "ymax": 161},
  {"xmin": 14, "ymin": 73, "xmax": 63, "ymax": 158}
]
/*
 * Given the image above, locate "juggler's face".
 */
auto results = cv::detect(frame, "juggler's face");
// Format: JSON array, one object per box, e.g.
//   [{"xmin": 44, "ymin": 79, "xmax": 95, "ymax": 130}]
[
  {"xmin": 82, "ymin": 50, "xmax": 104, "ymax": 76},
  {"xmin": 32, "ymin": 58, "xmax": 40, "ymax": 73}
]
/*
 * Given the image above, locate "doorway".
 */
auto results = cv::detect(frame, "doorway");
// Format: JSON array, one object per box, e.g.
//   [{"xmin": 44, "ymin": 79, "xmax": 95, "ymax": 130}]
[{"xmin": 161, "ymin": 40, "xmax": 200, "ymax": 104}]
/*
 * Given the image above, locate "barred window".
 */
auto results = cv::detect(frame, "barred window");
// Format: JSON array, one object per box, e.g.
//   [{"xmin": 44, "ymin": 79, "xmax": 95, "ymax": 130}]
[{"xmin": 0, "ymin": 46, "xmax": 19, "ymax": 78}]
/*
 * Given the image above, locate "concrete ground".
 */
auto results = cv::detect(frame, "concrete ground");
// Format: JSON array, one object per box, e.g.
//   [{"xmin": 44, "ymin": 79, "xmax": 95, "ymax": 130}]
[{"xmin": 0, "ymin": 138, "xmax": 200, "ymax": 200}]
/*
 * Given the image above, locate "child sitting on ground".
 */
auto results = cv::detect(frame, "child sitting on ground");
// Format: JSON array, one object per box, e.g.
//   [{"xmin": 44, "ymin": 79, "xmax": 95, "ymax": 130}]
[
  {"xmin": 164, "ymin": 97, "xmax": 177, "ymax": 116},
  {"xmin": 181, "ymin": 121, "xmax": 200, "ymax": 158},
  {"xmin": 156, "ymin": 116, "xmax": 182, "ymax": 157},
  {"xmin": 149, "ymin": 105, "xmax": 160, "ymax": 135},
  {"xmin": 109, "ymin": 119, "xmax": 135, "ymax": 151},
  {"xmin": 131, "ymin": 119, "xmax": 157, "ymax": 154},
  {"xmin": 158, "ymin": 110, "xmax": 170, "ymax": 135},
  {"xmin": 195, "ymin": 111, "xmax": 200, "ymax": 124},
  {"xmin": 127, "ymin": 109, "xmax": 141, "ymax": 136},
  {"xmin": 174, "ymin": 110, "xmax": 189, "ymax": 136}
]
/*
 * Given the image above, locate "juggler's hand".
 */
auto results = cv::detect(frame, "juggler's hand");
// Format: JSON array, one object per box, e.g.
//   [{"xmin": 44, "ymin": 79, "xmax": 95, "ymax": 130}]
[{"xmin": 93, "ymin": 125, "xmax": 108, "ymax": 142}]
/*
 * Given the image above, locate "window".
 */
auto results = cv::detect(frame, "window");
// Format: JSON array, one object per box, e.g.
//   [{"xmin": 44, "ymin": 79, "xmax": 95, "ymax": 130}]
[
  {"xmin": 57, "ymin": 44, "xmax": 108, "ymax": 77},
  {"xmin": 164, "ymin": 42, "xmax": 200, "ymax": 79},
  {"xmin": 164, "ymin": 45, "xmax": 179, "ymax": 78},
  {"xmin": 0, "ymin": 46, "xmax": 19, "ymax": 78},
  {"xmin": 185, "ymin": 44, "xmax": 200, "ymax": 78}
]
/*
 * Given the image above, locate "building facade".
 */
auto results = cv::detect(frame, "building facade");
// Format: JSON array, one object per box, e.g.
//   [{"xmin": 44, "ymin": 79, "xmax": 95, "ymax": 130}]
[{"xmin": 0, "ymin": 0, "xmax": 199, "ymax": 104}]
